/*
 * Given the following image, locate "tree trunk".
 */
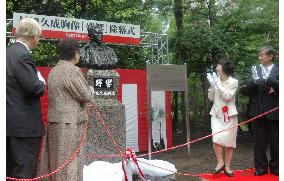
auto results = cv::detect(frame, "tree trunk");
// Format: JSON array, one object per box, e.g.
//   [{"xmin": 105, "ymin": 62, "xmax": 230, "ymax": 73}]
[
  {"xmin": 74, "ymin": 0, "xmax": 77, "ymax": 17},
  {"xmin": 174, "ymin": 0, "xmax": 183, "ymax": 31},
  {"xmin": 181, "ymin": 92, "xmax": 186, "ymax": 132},
  {"xmin": 172, "ymin": 92, "xmax": 179, "ymax": 133},
  {"xmin": 173, "ymin": 0, "xmax": 187, "ymax": 135},
  {"xmin": 78, "ymin": 0, "xmax": 87, "ymax": 18},
  {"xmin": 207, "ymin": 0, "xmax": 213, "ymax": 27},
  {"xmin": 172, "ymin": 0, "xmax": 184, "ymax": 135}
]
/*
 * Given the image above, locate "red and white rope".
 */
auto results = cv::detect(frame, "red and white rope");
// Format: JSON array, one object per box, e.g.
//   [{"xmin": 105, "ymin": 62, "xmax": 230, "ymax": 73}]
[
  {"xmin": 138, "ymin": 107, "xmax": 279, "ymax": 158},
  {"xmin": 7, "ymin": 105, "xmax": 278, "ymax": 180},
  {"xmin": 6, "ymin": 120, "xmax": 88, "ymax": 181}
]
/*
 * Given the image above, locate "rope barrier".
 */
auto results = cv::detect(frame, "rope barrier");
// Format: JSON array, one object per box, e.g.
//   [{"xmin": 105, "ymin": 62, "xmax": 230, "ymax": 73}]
[
  {"xmin": 7, "ymin": 105, "xmax": 278, "ymax": 180},
  {"xmin": 85, "ymin": 153, "xmax": 123, "ymax": 159},
  {"xmin": 122, "ymin": 149, "xmax": 146, "ymax": 181},
  {"xmin": 6, "ymin": 120, "xmax": 88, "ymax": 181},
  {"xmin": 84, "ymin": 106, "xmax": 279, "ymax": 179},
  {"xmin": 137, "ymin": 159, "xmax": 256, "ymax": 177},
  {"xmin": 138, "ymin": 107, "xmax": 279, "ymax": 158},
  {"xmin": 6, "ymin": 105, "xmax": 93, "ymax": 181}
]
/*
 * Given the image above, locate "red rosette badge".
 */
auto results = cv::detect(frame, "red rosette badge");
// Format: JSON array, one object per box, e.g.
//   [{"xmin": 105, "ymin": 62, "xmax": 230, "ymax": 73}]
[{"xmin": 222, "ymin": 105, "xmax": 230, "ymax": 122}]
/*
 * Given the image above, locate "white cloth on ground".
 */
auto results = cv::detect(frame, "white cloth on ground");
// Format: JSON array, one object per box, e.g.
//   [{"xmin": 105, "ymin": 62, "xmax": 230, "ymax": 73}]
[{"xmin": 83, "ymin": 158, "xmax": 177, "ymax": 181}]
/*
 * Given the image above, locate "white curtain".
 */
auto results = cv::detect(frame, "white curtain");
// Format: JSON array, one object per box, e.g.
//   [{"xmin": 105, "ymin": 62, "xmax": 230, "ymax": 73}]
[{"xmin": 122, "ymin": 84, "xmax": 139, "ymax": 151}]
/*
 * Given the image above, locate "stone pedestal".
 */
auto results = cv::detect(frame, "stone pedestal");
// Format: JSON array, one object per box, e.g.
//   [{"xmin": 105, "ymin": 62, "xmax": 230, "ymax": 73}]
[{"xmin": 85, "ymin": 69, "xmax": 126, "ymax": 165}]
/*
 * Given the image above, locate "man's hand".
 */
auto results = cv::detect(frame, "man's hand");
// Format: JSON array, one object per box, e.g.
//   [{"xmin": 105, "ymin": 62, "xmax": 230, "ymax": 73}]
[
  {"xmin": 252, "ymin": 66, "xmax": 259, "ymax": 80},
  {"xmin": 37, "ymin": 71, "xmax": 46, "ymax": 85}
]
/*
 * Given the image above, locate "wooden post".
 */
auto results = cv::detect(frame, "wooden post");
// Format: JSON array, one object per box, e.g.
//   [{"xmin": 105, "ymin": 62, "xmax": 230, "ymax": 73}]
[
  {"xmin": 184, "ymin": 63, "xmax": 190, "ymax": 156},
  {"xmin": 146, "ymin": 63, "xmax": 152, "ymax": 160}
]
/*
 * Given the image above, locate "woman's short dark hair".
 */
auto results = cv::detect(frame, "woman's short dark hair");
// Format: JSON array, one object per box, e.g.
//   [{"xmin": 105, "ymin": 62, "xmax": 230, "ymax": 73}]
[
  {"xmin": 218, "ymin": 58, "xmax": 234, "ymax": 76},
  {"xmin": 259, "ymin": 46, "xmax": 275, "ymax": 62},
  {"xmin": 58, "ymin": 38, "xmax": 80, "ymax": 60}
]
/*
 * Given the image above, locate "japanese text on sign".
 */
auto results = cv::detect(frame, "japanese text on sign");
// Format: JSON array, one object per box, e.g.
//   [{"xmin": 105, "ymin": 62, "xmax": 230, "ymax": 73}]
[
  {"xmin": 94, "ymin": 78, "xmax": 114, "ymax": 90},
  {"xmin": 13, "ymin": 12, "xmax": 140, "ymax": 38}
]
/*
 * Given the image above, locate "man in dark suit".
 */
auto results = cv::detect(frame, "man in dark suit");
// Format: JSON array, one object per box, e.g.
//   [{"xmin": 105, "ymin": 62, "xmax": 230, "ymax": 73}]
[
  {"xmin": 6, "ymin": 17, "xmax": 46, "ymax": 179},
  {"xmin": 240, "ymin": 46, "xmax": 279, "ymax": 176}
]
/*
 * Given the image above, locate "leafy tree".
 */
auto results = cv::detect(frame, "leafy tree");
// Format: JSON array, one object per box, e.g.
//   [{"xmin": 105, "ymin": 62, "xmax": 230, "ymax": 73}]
[{"xmin": 155, "ymin": 0, "xmax": 278, "ymax": 133}]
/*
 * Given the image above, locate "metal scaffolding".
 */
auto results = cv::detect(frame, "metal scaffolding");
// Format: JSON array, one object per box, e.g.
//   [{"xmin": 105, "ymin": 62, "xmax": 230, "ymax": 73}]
[
  {"xmin": 140, "ymin": 32, "xmax": 169, "ymax": 64},
  {"xmin": 6, "ymin": 19, "xmax": 169, "ymax": 65}
]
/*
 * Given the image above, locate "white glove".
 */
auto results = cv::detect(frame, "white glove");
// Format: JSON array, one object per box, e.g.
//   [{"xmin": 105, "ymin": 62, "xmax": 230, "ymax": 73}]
[
  {"xmin": 212, "ymin": 72, "xmax": 218, "ymax": 85},
  {"xmin": 251, "ymin": 66, "xmax": 259, "ymax": 80},
  {"xmin": 37, "ymin": 71, "xmax": 46, "ymax": 85},
  {"xmin": 211, "ymin": 72, "xmax": 220, "ymax": 89},
  {"xmin": 206, "ymin": 73, "xmax": 216, "ymax": 88}
]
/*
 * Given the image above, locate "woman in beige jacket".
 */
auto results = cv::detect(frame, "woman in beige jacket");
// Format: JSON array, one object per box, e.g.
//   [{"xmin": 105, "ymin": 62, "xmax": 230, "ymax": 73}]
[
  {"xmin": 39, "ymin": 38, "xmax": 94, "ymax": 181},
  {"xmin": 207, "ymin": 59, "xmax": 238, "ymax": 177}
]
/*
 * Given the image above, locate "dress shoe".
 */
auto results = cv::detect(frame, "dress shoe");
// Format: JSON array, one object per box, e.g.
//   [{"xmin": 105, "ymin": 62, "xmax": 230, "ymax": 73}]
[
  {"xmin": 224, "ymin": 169, "xmax": 234, "ymax": 177},
  {"xmin": 254, "ymin": 170, "xmax": 268, "ymax": 176},
  {"xmin": 212, "ymin": 165, "xmax": 225, "ymax": 174}
]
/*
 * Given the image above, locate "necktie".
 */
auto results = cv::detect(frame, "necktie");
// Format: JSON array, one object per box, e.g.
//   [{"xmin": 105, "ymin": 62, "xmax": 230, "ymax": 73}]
[
  {"xmin": 263, "ymin": 66, "xmax": 269, "ymax": 79},
  {"xmin": 265, "ymin": 67, "xmax": 269, "ymax": 74}
]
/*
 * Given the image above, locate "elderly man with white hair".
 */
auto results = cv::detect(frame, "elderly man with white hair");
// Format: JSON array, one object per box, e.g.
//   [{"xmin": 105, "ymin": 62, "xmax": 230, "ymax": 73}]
[{"xmin": 6, "ymin": 17, "xmax": 46, "ymax": 179}]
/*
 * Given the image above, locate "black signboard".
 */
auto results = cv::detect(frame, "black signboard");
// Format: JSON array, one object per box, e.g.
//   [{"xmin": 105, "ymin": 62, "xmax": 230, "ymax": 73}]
[{"xmin": 94, "ymin": 78, "xmax": 114, "ymax": 90}]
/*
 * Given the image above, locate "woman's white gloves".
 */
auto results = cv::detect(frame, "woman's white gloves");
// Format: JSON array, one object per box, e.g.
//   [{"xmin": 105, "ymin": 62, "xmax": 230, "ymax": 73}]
[{"xmin": 207, "ymin": 72, "xmax": 219, "ymax": 89}]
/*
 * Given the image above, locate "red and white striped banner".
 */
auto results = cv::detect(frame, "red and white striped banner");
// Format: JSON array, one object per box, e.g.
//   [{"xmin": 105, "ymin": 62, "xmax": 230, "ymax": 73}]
[{"xmin": 12, "ymin": 12, "xmax": 141, "ymax": 45}]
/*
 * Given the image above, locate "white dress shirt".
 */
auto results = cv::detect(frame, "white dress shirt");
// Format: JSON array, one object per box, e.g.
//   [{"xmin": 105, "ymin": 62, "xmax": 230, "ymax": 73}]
[{"xmin": 260, "ymin": 64, "xmax": 274, "ymax": 79}]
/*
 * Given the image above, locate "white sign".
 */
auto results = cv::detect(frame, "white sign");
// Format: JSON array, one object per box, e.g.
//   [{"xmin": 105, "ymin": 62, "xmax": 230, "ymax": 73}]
[{"xmin": 12, "ymin": 12, "xmax": 141, "ymax": 45}]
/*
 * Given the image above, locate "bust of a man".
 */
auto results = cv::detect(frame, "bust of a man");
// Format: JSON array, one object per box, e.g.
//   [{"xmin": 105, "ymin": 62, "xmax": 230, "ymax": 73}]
[{"xmin": 79, "ymin": 25, "xmax": 118, "ymax": 69}]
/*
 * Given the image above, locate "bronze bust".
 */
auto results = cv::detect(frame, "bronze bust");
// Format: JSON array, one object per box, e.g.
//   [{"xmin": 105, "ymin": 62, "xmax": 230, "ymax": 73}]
[{"xmin": 79, "ymin": 25, "xmax": 118, "ymax": 69}]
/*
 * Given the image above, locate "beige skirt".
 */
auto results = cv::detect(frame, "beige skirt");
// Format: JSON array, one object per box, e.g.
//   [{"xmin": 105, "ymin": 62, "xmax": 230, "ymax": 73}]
[{"xmin": 211, "ymin": 115, "xmax": 238, "ymax": 148}]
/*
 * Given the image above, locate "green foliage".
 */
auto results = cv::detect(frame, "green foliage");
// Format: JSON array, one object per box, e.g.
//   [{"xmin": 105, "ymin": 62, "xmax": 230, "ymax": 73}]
[
  {"xmin": 114, "ymin": 46, "xmax": 149, "ymax": 69},
  {"xmin": 164, "ymin": 0, "xmax": 278, "ymax": 130},
  {"xmin": 187, "ymin": 73, "xmax": 206, "ymax": 121},
  {"xmin": 32, "ymin": 41, "xmax": 58, "ymax": 67}
]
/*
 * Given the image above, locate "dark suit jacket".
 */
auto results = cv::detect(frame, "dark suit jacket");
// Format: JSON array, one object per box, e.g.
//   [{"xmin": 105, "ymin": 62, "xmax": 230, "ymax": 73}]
[
  {"xmin": 240, "ymin": 64, "xmax": 279, "ymax": 120},
  {"xmin": 6, "ymin": 42, "xmax": 45, "ymax": 137}
]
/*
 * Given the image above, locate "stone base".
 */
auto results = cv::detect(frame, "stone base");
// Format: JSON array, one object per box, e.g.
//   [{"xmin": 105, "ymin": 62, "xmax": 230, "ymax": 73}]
[{"xmin": 85, "ymin": 99, "xmax": 126, "ymax": 165}]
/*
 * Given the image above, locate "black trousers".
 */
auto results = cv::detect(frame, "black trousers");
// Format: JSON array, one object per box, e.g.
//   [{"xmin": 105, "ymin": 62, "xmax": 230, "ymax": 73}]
[
  {"xmin": 6, "ymin": 137, "xmax": 42, "ymax": 179},
  {"xmin": 252, "ymin": 116, "xmax": 279, "ymax": 172}
]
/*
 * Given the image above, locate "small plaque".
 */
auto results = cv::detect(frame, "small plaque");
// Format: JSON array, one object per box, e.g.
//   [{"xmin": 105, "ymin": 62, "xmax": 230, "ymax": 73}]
[
  {"xmin": 94, "ymin": 77, "xmax": 114, "ymax": 90},
  {"xmin": 147, "ymin": 64, "xmax": 187, "ymax": 91}
]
